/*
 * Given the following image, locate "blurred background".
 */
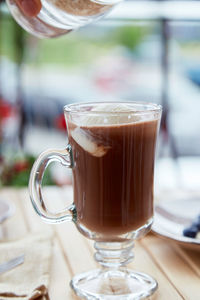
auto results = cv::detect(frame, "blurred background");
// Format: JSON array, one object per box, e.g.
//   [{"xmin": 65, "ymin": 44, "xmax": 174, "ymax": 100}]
[{"xmin": 1, "ymin": 0, "xmax": 200, "ymax": 191}]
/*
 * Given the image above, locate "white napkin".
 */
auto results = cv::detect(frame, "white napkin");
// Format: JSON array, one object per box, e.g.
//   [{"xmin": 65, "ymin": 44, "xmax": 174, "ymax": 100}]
[{"xmin": 0, "ymin": 231, "xmax": 53, "ymax": 300}]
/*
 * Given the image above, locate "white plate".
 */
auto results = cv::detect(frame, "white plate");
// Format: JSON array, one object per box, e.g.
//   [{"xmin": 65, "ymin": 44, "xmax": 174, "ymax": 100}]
[
  {"xmin": 152, "ymin": 197, "xmax": 200, "ymax": 250},
  {"xmin": 0, "ymin": 199, "xmax": 15, "ymax": 224}
]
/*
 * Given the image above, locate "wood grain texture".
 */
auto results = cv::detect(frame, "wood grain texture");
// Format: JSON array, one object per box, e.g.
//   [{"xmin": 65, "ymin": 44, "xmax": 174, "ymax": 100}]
[
  {"xmin": 142, "ymin": 235, "xmax": 200, "ymax": 300},
  {"xmin": 0, "ymin": 187, "xmax": 199, "ymax": 300}
]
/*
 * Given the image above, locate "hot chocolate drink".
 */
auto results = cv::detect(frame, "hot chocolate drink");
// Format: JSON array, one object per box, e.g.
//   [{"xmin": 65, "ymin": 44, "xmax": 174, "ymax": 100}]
[
  {"xmin": 67, "ymin": 105, "xmax": 160, "ymax": 237},
  {"xmin": 29, "ymin": 102, "xmax": 161, "ymax": 299}
]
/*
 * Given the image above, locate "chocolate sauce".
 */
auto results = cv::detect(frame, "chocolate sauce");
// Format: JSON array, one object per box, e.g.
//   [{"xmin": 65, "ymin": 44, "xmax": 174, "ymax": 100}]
[{"xmin": 69, "ymin": 119, "xmax": 159, "ymax": 236}]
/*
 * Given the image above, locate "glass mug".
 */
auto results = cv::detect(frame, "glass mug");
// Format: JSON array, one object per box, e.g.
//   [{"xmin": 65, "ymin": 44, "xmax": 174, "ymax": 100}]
[
  {"xmin": 6, "ymin": 0, "xmax": 122, "ymax": 38},
  {"xmin": 29, "ymin": 101, "xmax": 162, "ymax": 299}
]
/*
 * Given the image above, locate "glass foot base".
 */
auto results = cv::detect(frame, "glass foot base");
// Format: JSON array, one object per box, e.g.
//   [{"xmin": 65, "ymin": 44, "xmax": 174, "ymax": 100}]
[{"xmin": 70, "ymin": 268, "xmax": 158, "ymax": 299}]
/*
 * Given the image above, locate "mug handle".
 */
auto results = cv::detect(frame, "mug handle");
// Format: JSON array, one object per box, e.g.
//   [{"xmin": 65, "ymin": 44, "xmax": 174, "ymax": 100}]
[{"xmin": 29, "ymin": 144, "xmax": 76, "ymax": 224}]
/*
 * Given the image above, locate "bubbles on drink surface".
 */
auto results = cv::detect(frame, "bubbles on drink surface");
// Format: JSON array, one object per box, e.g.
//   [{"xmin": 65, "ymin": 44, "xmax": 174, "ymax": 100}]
[{"xmin": 6, "ymin": 0, "xmax": 120, "ymax": 38}]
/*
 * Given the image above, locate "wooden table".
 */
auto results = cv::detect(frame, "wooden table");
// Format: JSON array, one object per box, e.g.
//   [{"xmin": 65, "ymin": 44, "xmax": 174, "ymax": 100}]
[{"xmin": 0, "ymin": 187, "xmax": 199, "ymax": 300}]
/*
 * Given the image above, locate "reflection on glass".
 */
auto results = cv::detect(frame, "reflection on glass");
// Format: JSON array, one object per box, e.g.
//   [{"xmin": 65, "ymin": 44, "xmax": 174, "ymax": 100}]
[{"xmin": 6, "ymin": 0, "xmax": 122, "ymax": 38}]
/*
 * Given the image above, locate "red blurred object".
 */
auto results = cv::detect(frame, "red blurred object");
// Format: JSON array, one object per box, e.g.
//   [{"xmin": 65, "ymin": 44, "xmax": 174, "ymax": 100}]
[
  {"xmin": 13, "ymin": 160, "xmax": 29, "ymax": 173},
  {"xmin": 55, "ymin": 114, "xmax": 66, "ymax": 131},
  {"xmin": 0, "ymin": 98, "xmax": 13, "ymax": 122},
  {"xmin": 94, "ymin": 56, "xmax": 133, "ymax": 93}
]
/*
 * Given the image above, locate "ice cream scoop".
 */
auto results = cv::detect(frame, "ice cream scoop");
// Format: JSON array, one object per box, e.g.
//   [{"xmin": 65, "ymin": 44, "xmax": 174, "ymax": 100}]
[{"xmin": 80, "ymin": 103, "xmax": 142, "ymax": 126}]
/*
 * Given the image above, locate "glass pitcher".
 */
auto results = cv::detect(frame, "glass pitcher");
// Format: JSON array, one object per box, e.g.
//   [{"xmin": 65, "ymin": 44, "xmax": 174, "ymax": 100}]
[{"xmin": 6, "ymin": 0, "xmax": 122, "ymax": 38}]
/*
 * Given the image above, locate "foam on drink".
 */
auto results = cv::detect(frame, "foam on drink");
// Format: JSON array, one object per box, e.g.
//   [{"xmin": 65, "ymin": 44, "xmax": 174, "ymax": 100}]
[{"xmin": 70, "ymin": 103, "xmax": 142, "ymax": 157}]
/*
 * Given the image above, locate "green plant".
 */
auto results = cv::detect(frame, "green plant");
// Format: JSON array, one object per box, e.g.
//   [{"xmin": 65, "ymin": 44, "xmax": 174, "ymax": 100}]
[
  {"xmin": 0, "ymin": 155, "xmax": 55, "ymax": 187},
  {"xmin": 111, "ymin": 25, "xmax": 148, "ymax": 51}
]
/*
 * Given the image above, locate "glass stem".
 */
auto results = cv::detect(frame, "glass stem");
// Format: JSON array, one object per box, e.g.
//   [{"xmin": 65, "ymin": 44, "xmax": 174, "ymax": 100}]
[{"xmin": 94, "ymin": 240, "xmax": 134, "ymax": 269}]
